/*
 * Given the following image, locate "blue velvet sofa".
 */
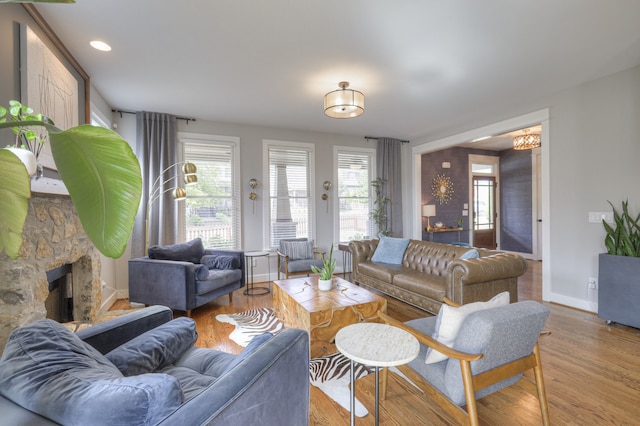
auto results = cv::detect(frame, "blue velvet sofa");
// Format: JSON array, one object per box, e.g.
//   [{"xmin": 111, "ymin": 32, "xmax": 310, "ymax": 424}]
[
  {"xmin": 129, "ymin": 238, "xmax": 245, "ymax": 316},
  {"xmin": 0, "ymin": 306, "xmax": 310, "ymax": 426}
]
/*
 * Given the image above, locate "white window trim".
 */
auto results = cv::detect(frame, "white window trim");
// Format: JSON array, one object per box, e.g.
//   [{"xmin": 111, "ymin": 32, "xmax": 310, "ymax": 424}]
[
  {"xmin": 263, "ymin": 139, "xmax": 316, "ymax": 249},
  {"xmin": 178, "ymin": 132, "xmax": 241, "ymax": 249},
  {"xmin": 333, "ymin": 145, "xmax": 376, "ymax": 243}
]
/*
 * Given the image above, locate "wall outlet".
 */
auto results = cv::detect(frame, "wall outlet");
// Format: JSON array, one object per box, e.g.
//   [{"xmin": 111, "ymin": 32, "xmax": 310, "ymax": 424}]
[{"xmin": 588, "ymin": 277, "xmax": 598, "ymax": 289}]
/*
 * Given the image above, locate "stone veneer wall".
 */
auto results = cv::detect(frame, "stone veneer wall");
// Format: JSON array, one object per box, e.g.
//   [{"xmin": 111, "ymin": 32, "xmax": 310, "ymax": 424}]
[{"xmin": 0, "ymin": 193, "xmax": 101, "ymax": 353}]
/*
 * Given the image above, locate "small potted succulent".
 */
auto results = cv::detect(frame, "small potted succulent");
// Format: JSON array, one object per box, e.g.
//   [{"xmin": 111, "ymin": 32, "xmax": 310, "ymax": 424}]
[{"xmin": 311, "ymin": 244, "xmax": 336, "ymax": 291}]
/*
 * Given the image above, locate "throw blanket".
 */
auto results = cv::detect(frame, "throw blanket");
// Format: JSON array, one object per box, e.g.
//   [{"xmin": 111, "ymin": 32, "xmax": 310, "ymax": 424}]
[{"xmin": 215, "ymin": 308, "xmax": 372, "ymax": 417}]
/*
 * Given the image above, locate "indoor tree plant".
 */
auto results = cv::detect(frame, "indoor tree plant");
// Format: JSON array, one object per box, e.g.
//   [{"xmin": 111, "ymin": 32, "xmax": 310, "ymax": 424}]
[
  {"xmin": 598, "ymin": 199, "xmax": 640, "ymax": 328},
  {"xmin": 0, "ymin": 101, "xmax": 142, "ymax": 260},
  {"xmin": 370, "ymin": 177, "xmax": 391, "ymax": 236},
  {"xmin": 311, "ymin": 244, "xmax": 336, "ymax": 291}
]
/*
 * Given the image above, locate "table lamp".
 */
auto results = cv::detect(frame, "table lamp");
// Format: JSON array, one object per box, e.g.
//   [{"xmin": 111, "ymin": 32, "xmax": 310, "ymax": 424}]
[{"xmin": 422, "ymin": 204, "xmax": 436, "ymax": 231}]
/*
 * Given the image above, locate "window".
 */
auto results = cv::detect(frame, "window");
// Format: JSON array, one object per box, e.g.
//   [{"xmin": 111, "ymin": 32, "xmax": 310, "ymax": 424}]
[
  {"xmin": 180, "ymin": 135, "xmax": 240, "ymax": 249},
  {"xmin": 335, "ymin": 148, "xmax": 375, "ymax": 242},
  {"xmin": 264, "ymin": 141, "xmax": 314, "ymax": 248}
]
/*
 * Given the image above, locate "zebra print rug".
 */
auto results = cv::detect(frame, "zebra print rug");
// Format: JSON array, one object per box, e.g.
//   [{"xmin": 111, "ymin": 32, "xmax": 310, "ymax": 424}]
[{"xmin": 215, "ymin": 308, "xmax": 372, "ymax": 417}]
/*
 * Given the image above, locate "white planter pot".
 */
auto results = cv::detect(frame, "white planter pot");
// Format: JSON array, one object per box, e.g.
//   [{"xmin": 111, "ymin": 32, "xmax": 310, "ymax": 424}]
[
  {"xmin": 318, "ymin": 278, "xmax": 332, "ymax": 291},
  {"xmin": 5, "ymin": 147, "xmax": 37, "ymax": 176}
]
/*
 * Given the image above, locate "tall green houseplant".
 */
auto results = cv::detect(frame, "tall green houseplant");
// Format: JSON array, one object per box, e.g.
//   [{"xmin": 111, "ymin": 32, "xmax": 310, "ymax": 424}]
[
  {"xmin": 598, "ymin": 199, "xmax": 640, "ymax": 329},
  {"xmin": 371, "ymin": 177, "xmax": 391, "ymax": 236},
  {"xmin": 0, "ymin": 102, "xmax": 142, "ymax": 260},
  {"xmin": 602, "ymin": 200, "xmax": 640, "ymax": 257}
]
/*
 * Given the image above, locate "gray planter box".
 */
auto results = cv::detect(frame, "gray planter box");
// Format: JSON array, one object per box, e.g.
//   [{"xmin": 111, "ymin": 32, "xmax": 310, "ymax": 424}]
[{"xmin": 598, "ymin": 253, "xmax": 640, "ymax": 329}]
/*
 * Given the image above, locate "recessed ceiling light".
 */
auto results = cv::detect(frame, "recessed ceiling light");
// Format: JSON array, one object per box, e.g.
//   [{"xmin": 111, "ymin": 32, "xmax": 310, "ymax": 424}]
[{"xmin": 90, "ymin": 40, "xmax": 111, "ymax": 52}]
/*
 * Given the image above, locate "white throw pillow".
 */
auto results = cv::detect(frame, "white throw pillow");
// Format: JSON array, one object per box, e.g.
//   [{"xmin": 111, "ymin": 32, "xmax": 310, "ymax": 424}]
[{"xmin": 425, "ymin": 291, "xmax": 510, "ymax": 364}]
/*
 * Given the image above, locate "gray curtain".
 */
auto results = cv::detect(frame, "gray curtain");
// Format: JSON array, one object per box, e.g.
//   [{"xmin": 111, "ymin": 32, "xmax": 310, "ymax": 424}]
[
  {"xmin": 376, "ymin": 138, "xmax": 403, "ymax": 236},
  {"xmin": 131, "ymin": 112, "xmax": 178, "ymax": 258}
]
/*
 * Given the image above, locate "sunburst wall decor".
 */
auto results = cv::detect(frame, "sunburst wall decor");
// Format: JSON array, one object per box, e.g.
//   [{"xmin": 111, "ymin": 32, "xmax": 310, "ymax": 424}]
[{"xmin": 432, "ymin": 173, "xmax": 454, "ymax": 204}]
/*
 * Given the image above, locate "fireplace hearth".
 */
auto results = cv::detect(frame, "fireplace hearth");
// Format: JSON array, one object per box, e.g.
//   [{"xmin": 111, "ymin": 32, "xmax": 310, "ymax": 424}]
[{"xmin": 0, "ymin": 193, "xmax": 102, "ymax": 353}]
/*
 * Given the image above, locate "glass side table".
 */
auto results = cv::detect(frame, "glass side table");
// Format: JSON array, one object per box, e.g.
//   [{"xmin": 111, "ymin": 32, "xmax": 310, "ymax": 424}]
[{"xmin": 244, "ymin": 251, "xmax": 271, "ymax": 296}]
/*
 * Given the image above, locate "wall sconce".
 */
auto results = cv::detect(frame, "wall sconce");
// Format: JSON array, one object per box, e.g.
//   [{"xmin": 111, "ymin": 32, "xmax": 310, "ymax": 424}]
[
  {"xmin": 422, "ymin": 204, "xmax": 436, "ymax": 231},
  {"xmin": 248, "ymin": 178, "xmax": 258, "ymax": 214},
  {"xmin": 146, "ymin": 161, "xmax": 198, "ymax": 252},
  {"xmin": 442, "ymin": 162, "xmax": 451, "ymax": 169}
]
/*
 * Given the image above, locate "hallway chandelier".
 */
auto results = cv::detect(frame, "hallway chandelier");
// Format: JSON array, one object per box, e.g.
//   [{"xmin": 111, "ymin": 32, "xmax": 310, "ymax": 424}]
[
  {"xmin": 513, "ymin": 129, "xmax": 541, "ymax": 150},
  {"xmin": 324, "ymin": 81, "xmax": 364, "ymax": 119}
]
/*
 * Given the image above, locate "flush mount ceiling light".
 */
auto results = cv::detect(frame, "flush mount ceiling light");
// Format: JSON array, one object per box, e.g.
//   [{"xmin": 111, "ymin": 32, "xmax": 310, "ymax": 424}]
[
  {"xmin": 90, "ymin": 40, "xmax": 112, "ymax": 51},
  {"xmin": 513, "ymin": 129, "xmax": 541, "ymax": 150},
  {"xmin": 324, "ymin": 81, "xmax": 364, "ymax": 119}
]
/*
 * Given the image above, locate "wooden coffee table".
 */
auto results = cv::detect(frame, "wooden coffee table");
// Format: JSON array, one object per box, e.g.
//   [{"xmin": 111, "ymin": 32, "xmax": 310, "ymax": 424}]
[{"xmin": 272, "ymin": 276, "xmax": 387, "ymax": 357}]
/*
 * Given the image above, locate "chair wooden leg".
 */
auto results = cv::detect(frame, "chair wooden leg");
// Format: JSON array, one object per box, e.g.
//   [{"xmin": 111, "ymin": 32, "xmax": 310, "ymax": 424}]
[
  {"xmin": 186, "ymin": 309, "xmax": 192, "ymax": 318},
  {"xmin": 229, "ymin": 291, "xmax": 233, "ymax": 303},
  {"xmin": 533, "ymin": 343, "xmax": 551, "ymax": 426},
  {"xmin": 381, "ymin": 367, "xmax": 388, "ymax": 400},
  {"xmin": 460, "ymin": 360, "xmax": 479, "ymax": 426}
]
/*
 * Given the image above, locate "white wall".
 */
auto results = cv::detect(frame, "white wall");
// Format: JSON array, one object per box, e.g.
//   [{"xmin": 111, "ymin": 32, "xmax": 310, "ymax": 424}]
[
  {"xmin": 409, "ymin": 64, "xmax": 640, "ymax": 312},
  {"xmin": 112, "ymin": 114, "xmax": 369, "ymax": 287}
]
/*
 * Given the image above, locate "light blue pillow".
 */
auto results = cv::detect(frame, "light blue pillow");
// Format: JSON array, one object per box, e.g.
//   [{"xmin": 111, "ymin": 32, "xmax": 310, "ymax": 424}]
[
  {"xmin": 459, "ymin": 249, "xmax": 479, "ymax": 260},
  {"xmin": 371, "ymin": 233, "xmax": 410, "ymax": 265}
]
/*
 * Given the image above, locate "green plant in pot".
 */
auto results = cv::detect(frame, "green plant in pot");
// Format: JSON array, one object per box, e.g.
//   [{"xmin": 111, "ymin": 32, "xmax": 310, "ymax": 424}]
[
  {"xmin": 0, "ymin": 101, "xmax": 142, "ymax": 260},
  {"xmin": 598, "ymin": 200, "xmax": 640, "ymax": 329},
  {"xmin": 1, "ymin": 100, "xmax": 52, "ymax": 173},
  {"xmin": 371, "ymin": 177, "xmax": 391, "ymax": 236},
  {"xmin": 311, "ymin": 244, "xmax": 336, "ymax": 290}
]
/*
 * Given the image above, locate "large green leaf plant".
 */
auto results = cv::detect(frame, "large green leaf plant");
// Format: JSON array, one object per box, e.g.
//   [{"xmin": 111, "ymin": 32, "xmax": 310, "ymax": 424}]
[{"xmin": 0, "ymin": 111, "xmax": 142, "ymax": 259}]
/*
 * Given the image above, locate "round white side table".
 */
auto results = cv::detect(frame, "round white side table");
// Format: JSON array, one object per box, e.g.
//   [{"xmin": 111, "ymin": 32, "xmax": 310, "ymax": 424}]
[{"xmin": 336, "ymin": 322, "xmax": 419, "ymax": 426}]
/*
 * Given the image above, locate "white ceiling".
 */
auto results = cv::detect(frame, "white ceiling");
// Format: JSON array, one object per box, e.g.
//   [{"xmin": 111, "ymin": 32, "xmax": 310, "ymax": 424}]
[{"xmin": 34, "ymin": 0, "xmax": 640, "ymax": 142}]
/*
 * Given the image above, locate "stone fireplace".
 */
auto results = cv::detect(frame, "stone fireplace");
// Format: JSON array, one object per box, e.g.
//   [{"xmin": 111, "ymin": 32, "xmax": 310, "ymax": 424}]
[{"xmin": 0, "ymin": 192, "xmax": 102, "ymax": 352}]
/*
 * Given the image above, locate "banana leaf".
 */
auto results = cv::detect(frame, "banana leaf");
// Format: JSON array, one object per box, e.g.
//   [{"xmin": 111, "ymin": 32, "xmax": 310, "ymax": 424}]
[{"xmin": 0, "ymin": 121, "xmax": 141, "ymax": 259}]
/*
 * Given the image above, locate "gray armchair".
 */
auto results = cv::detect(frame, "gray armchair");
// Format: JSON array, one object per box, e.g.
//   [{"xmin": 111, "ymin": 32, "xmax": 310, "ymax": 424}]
[
  {"xmin": 380, "ymin": 300, "xmax": 551, "ymax": 426},
  {"xmin": 276, "ymin": 238, "xmax": 324, "ymax": 279},
  {"xmin": 129, "ymin": 239, "xmax": 245, "ymax": 317}
]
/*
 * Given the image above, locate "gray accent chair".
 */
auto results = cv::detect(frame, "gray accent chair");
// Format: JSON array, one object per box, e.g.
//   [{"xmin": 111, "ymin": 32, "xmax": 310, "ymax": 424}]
[
  {"xmin": 129, "ymin": 248, "xmax": 245, "ymax": 317},
  {"xmin": 380, "ymin": 300, "xmax": 551, "ymax": 426},
  {"xmin": 276, "ymin": 237, "xmax": 324, "ymax": 279},
  {"xmin": 0, "ymin": 306, "xmax": 310, "ymax": 426}
]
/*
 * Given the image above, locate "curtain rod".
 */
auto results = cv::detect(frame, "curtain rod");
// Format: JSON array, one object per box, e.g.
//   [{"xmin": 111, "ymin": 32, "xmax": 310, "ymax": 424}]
[
  {"xmin": 112, "ymin": 109, "xmax": 196, "ymax": 124},
  {"xmin": 364, "ymin": 136, "xmax": 410, "ymax": 143}
]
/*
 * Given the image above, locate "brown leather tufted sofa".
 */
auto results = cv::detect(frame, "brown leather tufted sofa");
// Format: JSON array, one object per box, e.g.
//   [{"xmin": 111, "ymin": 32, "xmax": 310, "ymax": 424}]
[{"xmin": 349, "ymin": 239, "xmax": 527, "ymax": 314}]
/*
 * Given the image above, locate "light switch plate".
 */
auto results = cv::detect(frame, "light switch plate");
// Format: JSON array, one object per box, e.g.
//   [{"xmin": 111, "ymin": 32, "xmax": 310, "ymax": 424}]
[{"xmin": 588, "ymin": 212, "xmax": 613, "ymax": 223}]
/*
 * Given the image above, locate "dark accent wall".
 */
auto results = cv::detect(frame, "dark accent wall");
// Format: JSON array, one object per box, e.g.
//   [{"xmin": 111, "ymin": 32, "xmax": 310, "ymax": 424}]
[
  {"xmin": 499, "ymin": 149, "xmax": 533, "ymax": 253},
  {"xmin": 421, "ymin": 147, "xmax": 497, "ymax": 243},
  {"xmin": 422, "ymin": 146, "xmax": 533, "ymax": 252}
]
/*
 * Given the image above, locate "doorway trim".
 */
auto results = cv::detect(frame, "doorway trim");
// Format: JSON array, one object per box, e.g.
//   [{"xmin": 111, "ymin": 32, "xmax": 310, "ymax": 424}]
[{"xmin": 410, "ymin": 109, "xmax": 550, "ymax": 301}]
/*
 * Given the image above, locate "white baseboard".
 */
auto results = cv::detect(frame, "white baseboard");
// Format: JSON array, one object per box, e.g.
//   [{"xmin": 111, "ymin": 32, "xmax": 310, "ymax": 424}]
[{"xmin": 546, "ymin": 291, "xmax": 597, "ymax": 314}]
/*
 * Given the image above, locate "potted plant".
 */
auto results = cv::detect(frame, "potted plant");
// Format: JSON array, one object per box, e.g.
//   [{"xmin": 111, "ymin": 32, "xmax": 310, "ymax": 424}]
[
  {"xmin": 598, "ymin": 200, "xmax": 640, "ymax": 328},
  {"xmin": 371, "ymin": 177, "xmax": 391, "ymax": 236},
  {"xmin": 311, "ymin": 244, "xmax": 336, "ymax": 291},
  {"xmin": 0, "ymin": 101, "xmax": 142, "ymax": 260},
  {"xmin": 1, "ymin": 100, "xmax": 52, "ymax": 176}
]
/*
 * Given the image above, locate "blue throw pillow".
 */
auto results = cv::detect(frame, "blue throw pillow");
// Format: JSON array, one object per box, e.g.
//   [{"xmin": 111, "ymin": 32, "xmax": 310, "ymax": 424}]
[
  {"xmin": 106, "ymin": 317, "xmax": 198, "ymax": 376},
  {"xmin": 148, "ymin": 238, "xmax": 205, "ymax": 263},
  {"xmin": 459, "ymin": 249, "xmax": 480, "ymax": 260},
  {"xmin": 371, "ymin": 233, "xmax": 410, "ymax": 265},
  {"xmin": 195, "ymin": 264, "xmax": 210, "ymax": 280},
  {"xmin": 200, "ymin": 254, "xmax": 240, "ymax": 270},
  {"xmin": 0, "ymin": 319, "xmax": 182, "ymax": 426}
]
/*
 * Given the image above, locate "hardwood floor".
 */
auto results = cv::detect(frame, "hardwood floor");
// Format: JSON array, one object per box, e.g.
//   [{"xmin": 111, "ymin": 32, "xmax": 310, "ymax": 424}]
[{"xmin": 114, "ymin": 261, "xmax": 640, "ymax": 425}]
